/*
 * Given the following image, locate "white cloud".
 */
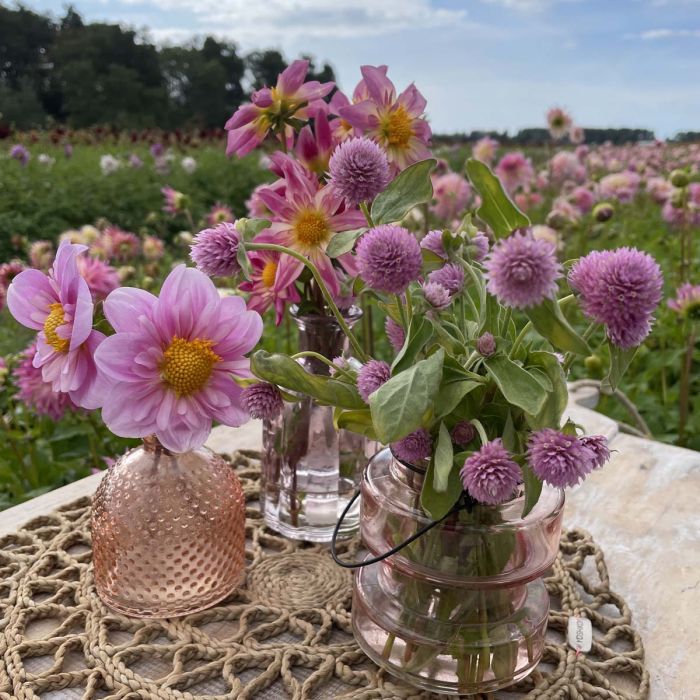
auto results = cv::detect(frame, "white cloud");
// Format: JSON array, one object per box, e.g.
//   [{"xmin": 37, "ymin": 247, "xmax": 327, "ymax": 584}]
[
  {"xmin": 479, "ymin": 0, "xmax": 581, "ymax": 11},
  {"xmin": 122, "ymin": 0, "xmax": 467, "ymax": 44},
  {"xmin": 625, "ymin": 28, "xmax": 700, "ymax": 39}
]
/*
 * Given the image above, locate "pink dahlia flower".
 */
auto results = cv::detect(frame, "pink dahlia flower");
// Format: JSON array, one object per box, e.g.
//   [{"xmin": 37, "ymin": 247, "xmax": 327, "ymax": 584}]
[
  {"xmin": 238, "ymin": 232, "xmax": 301, "ymax": 325},
  {"xmin": 339, "ymin": 65, "xmax": 431, "ymax": 172},
  {"xmin": 295, "ymin": 105, "xmax": 337, "ymax": 175},
  {"xmin": 550, "ymin": 151, "xmax": 586, "ymax": 184},
  {"xmin": 598, "ymin": 171, "xmax": 640, "ymax": 203},
  {"xmin": 667, "ymin": 283, "xmax": 700, "ymax": 319},
  {"xmin": 472, "ymin": 136, "xmax": 498, "ymax": 165},
  {"xmin": 258, "ymin": 153, "xmax": 364, "ymax": 297},
  {"xmin": 99, "ymin": 226, "xmax": 141, "ymax": 262},
  {"xmin": 495, "ymin": 152, "xmax": 535, "ymax": 194},
  {"xmin": 207, "ymin": 202, "xmax": 234, "ymax": 226},
  {"xmin": 225, "ymin": 59, "xmax": 334, "ymax": 157},
  {"xmin": 76, "ymin": 255, "xmax": 120, "ymax": 301},
  {"xmin": 431, "ymin": 172, "xmax": 471, "ymax": 221},
  {"xmin": 162, "ymin": 186, "xmax": 187, "ymax": 215},
  {"xmin": 95, "ymin": 265, "xmax": 263, "ymax": 452},
  {"xmin": 645, "ymin": 177, "xmax": 673, "ymax": 204},
  {"xmin": 546, "ymin": 107, "xmax": 573, "ymax": 141},
  {"xmin": 7, "ymin": 241, "xmax": 108, "ymax": 409},
  {"xmin": 142, "ymin": 235, "xmax": 165, "ymax": 261}
]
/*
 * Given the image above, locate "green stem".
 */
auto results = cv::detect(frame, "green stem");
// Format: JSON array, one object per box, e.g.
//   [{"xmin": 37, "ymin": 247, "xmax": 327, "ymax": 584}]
[
  {"xmin": 509, "ymin": 322, "xmax": 532, "ymax": 359},
  {"xmin": 394, "ymin": 294, "xmax": 409, "ymax": 329},
  {"xmin": 404, "ymin": 291, "xmax": 414, "ymax": 327},
  {"xmin": 291, "ymin": 351, "xmax": 355, "ymax": 380},
  {"xmin": 360, "ymin": 201, "xmax": 374, "ymax": 228},
  {"xmin": 677, "ymin": 326, "xmax": 696, "ymax": 446},
  {"xmin": 245, "ymin": 242, "xmax": 369, "ymax": 361},
  {"xmin": 562, "ymin": 322, "xmax": 596, "ymax": 372}
]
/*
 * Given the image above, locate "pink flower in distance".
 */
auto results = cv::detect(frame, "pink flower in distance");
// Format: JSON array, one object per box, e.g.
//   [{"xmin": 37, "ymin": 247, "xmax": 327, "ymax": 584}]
[
  {"xmin": 259, "ymin": 153, "xmax": 364, "ymax": 297},
  {"xmin": 472, "ymin": 136, "xmax": 498, "ymax": 165},
  {"xmin": 238, "ymin": 232, "xmax": 301, "ymax": 325},
  {"xmin": 546, "ymin": 107, "xmax": 573, "ymax": 140},
  {"xmin": 225, "ymin": 59, "xmax": 334, "ymax": 157},
  {"xmin": 95, "ymin": 265, "xmax": 263, "ymax": 452},
  {"xmin": 431, "ymin": 172, "xmax": 471, "ymax": 221},
  {"xmin": 339, "ymin": 65, "xmax": 431, "ymax": 172},
  {"xmin": 207, "ymin": 202, "xmax": 234, "ymax": 226},
  {"xmin": 495, "ymin": 152, "xmax": 535, "ymax": 194},
  {"xmin": 7, "ymin": 241, "xmax": 108, "ymax": 409},
  {"xmin": 76, "ymin": 255, "xmax": 120, "ymax": 301}
]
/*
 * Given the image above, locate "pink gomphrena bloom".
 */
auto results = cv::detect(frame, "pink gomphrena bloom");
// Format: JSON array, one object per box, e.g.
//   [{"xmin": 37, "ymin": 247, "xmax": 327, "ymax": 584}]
[
  {"xmin": 257, "ymin": 153, "xmax": 365, "ymax": 297},
  {"xmin": 431, "ymin": 172, "xmax": 471, "ymax": 222},
  {"xmin": 668, "ymin": 283, "xmax": 700, "ymax": 319},
  {"xmin": 569, "ymin": 125, "xmax": 585, "ymax": 144},
  {"xmin": 225, "ymin": 59, "xmax": 334, "ymax": 158},
  {"xmin": 6, "ymin": 241, "xmax": 109, "ymax": 409},
  {"xmin": 472, "ymin": 136, "xmax": 499, "ymax": 165},
  {"xmin": 295, "ymin": 104, "xmax": 337, "ymax": 175},
  {"xmin": 207, "ymin": 202, "xmax": 234, "ymax": 226},
  {"xmin": 546, "ymin": 107, "xmax": 573, "ymax": 141},
  {"xmin": 549, "ymin": 150, "xmax": 586, "ymax": 184},
  {"xmin": 597, "ymin": 171, "xmax": 641, "ymax": 203},
  {"xmin": 94, "ymin": 265, "xmax": 263, "ymax": 453},
  {"xmin": 239, "ymin": 232, "xmax": 301, "ymax": 325},
  {"xmin": 338, "ymin": 65, "xmax": 431, "ymax": 172},
  {"xmin": 10, "ymin": 144, "xmax": 30, "ymax": 166},
  {"xmin": 494, "ymin": 152, "xmax": 535, "ymax": 194},
  {"xmin": 161, "ymin": 186, "xmax": 187, "ymax": 215}
]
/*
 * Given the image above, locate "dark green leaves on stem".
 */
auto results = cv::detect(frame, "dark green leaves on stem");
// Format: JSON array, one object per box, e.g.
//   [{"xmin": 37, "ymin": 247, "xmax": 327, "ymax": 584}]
[
  {"xmin": 524, "ymin": 350, "xmax": 568, "ymax": 430},
  {"xmin": 391, "ymin": 317, "xmax": 434, "ymax": 374},
  {"xmin": 371, "ymin": 159, "xmax": 436, "ymax": 225},
  {"xmin": 369, "ymin": 348, "xmax": 445, "ymax": 443},
  {"xmin": 326, "ymin": 228, "xmax": 365, "ymax": 258},
  {"xmin": 465, "ymin": 159, "xmax": 530, "ymax": 238},
  {"xmin": 484, "ymin": 355, "xmax": 547, "ymax": 416},
  {"xmin": 421, "ymin": 455, "xmax": 462, "ymax": 519},
  {"xmin": 524, "ymin": 298, "xmax": 591, "ymax": 355},
  {"xmin": 251, "ymin": 350, "xmax": 365, "ymax": 410},
  {"xmin": 520, "ymin": 463, "xmax": 543, "ymax": 518}
]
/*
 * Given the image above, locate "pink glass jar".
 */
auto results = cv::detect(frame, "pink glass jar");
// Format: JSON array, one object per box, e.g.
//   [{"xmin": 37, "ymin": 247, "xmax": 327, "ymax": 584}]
[
  {"xmin": 352, "ymin": 448, "xmax": 564, "ymax": 695},
  {"xmin": 91, "ymin": 436, "xmax": 246, "ymax": 618}
]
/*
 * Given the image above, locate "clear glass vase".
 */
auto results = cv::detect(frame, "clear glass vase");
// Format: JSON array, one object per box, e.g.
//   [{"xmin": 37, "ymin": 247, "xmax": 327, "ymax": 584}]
[
  {"xmin": 261, "ymin": 306, "xmax": 373, "ymax": 543},
  {"xmin": 352, "ymin": 447, "xmax": 564, "ymax": 695},
  {"xmin": 91, "ymin": 436, "xmax": 246, "ymax": 618}
]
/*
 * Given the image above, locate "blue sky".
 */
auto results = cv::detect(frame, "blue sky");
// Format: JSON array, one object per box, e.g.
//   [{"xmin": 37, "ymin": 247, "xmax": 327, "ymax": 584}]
[{"xmin": 30, "ymin": 0, "xmax": 700, "ymax": 137}]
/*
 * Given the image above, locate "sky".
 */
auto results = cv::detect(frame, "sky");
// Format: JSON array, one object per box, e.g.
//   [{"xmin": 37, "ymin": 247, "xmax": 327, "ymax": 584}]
[{"xmin": 28, "ymin": 0, "xmax": 700, "ymax": 137}]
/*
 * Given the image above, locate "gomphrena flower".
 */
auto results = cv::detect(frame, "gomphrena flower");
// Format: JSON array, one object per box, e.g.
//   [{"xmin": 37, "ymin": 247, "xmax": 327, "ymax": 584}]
[
  {"xmin": 385, "ymin": 317, "xmax": 405, "ymax": 351},
  {"xmin": 190, "ymin": 222, "xmax": 242, "ymax": 277},
  {"xmin": 392, "ymin": 428, "xmax": 432, "ymax": 465},
  {"xmin": 357, "ymin": 359, "xmax": 391, "ymax": 401},
  {"xmin": 420, "ymin": 229, "xmax": 447, "ymax": 259},
  {"xmin": 527, "ymin": 429, "xmax": 597, "ymax": 488},
  {"xmin": 476, "ymin": 332, "xmax": 497, "ymax": 357},
  {"xmin": 668, "ymin": 283, "xmax": 700, "ymax": 320},
  {"xmin": 241, "ymin": 382, "xmax": 284, "ymax": 420},
  {"xmin": 13, "ymin": 342, "xmax": 77, "ymax": 421},
  {"xmin": 328, "ymin": 137, "xmax": 390, "ymax": 206},
  {"xmin": 568, "ymin": 248, "xmax": 663, "ymax": 349},
  {"xmin": 95, "ymin": 265, "xmax": 263, "ymax": 452},
  {"xmin": 7, "ymin": 241, "xmax": 107, "ymax": 409},
  {"xmin": 579, "ymin": 435, "xmax": 610, "ymax": 469},
  {"xmin": 428, "ymin": 263, "xmax": 464, "ymax": 295},
  {"xmin": 484, "ymin": 232, "xmax": 562, "ymax": 309},
  {"xmin": 356, "ymin": 224, "xmax": 422, "ymax": 294},
  {"xmin": 423, "ymin": 282, "xmax": 451, "ymax": 309},
  {"xmin": 460, "ymin": 439, "xmax": 520, "ymax": 505},
  {"xmin": 451, "ymin": 420, "xmax": 475, "ymax": 447},
  {"xmin": 10, "ymin": 144, "xmax": 30, "ymax": 166},
  {"xmin": 470, "ymin": 231, "xmax": 490, "ymax": 261}
]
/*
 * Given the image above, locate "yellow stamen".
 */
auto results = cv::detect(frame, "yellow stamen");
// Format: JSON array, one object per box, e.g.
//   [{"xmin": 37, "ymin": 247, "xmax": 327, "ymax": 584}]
[
  {"xmin": 293, "ymin": 210, "xmax": 330, "ymax": 249},
  {"xmin": 43, "ymin": 303, "xmax": 70, "ymax": 353},
  {"xmin": 261, "ymin": 261, "xmax": 278, "ymax": 288},
  {"xmin": 381, "ymin": 105, "xmax": 413, "ymax": 148},
  {"xmin": 160, "ymin": 337, "xmax": 221, "ymax": 397}
]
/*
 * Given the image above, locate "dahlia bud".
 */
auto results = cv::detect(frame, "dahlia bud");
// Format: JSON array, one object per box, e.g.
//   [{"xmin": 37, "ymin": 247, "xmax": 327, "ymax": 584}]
[
  {"xmin": 593, "ymin": 202, "xmax": 614, "ymax": 222},
  {"xmin": 476, "ymin": 332, "xmax": 496, "ymax": 357},
  {"xmin": 670, "ymin": 169, "xmax": 690, "ymax": 188},
  {"xmin": 545, "ymin": 209, "xmax": 569, "ymax": 230},
  {"xmin": 670, "ymin": 189, "xmax": 685, "ymax": 209}
]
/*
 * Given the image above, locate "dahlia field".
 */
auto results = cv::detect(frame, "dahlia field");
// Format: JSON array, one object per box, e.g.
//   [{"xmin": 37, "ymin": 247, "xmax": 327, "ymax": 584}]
[{"xmin": 0, "ymin": 130, "xmax": 698, "ymax": 507}]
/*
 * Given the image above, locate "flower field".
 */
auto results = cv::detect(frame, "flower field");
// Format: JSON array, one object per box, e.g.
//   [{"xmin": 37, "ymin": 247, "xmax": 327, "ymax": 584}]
[{"xmin": 0, "ymin": 120, "xmax": 698, "ymax": 508}]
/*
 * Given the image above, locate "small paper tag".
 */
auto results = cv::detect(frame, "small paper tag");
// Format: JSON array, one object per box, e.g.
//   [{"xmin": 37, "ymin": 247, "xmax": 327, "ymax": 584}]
[{"xmin": 567, "ymin": 616, "xmax": 592, "ymax": 654}]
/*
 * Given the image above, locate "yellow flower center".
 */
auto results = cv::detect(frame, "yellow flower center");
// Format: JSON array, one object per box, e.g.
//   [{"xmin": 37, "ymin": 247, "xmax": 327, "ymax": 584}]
[
  {"xmin": 261, "ymin": 261, "xmax": 278, "ymax": 288},
  {"xmin": 160, "ymin": 337, "xmax": 221, "ymax": 397},
  {"xmin": 43, "ymin": 303, "xmax": 70, "ymax": 353},
  {"xmin": 381, "ymin": 106, "xmax": 413, "ymax": 148},
  {"xmin": 293, "ymin": 210, "xmax": 330, "ymax": 249}
]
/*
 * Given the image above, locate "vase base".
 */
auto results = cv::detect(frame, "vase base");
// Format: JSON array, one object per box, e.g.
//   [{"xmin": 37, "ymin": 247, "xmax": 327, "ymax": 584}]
[{"xmin": 262, "ymin": 508, "xmax": 358, "ymax": 543}]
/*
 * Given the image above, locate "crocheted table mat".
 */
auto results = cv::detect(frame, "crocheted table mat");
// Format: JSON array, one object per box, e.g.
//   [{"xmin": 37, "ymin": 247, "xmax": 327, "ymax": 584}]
[{"xmin": 0, "ymin": 450, "xmax": 649, "ymax": 700}]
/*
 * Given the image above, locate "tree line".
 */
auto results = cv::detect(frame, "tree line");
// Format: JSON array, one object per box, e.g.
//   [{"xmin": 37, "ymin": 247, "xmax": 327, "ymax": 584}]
[{"xmin": 0, "ymin": 4, "xmax": 334, "ymax": 131}]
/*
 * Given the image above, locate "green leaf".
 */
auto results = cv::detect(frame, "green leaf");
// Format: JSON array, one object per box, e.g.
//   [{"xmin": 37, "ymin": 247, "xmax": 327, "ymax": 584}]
[
  {"xmin": 524, "ymin": 350, "xmax": 568, "ymax": 430},
  {"xmin": 392, "ymin": 317, "xmax": 434, "ymax": 374},
  {"xmin": 435, "ymin": 380, "xmax": 482, "ymax": 419},
  {"xmin": 371, "ymin": 158, "xmax": 436, "ymax": 225},
  {"xmin": 326, "ymin": 228, "xmax": 365, "ymax": 258},
  {"xmin": 369, "ymin": 348, "xmax": 445, "ymax": 443},
  {"xmin": 520, "ymin": 464, "xmax": 543, "ymax": 517},
  {"xmin": 433, "ymin": 422, "xmax": 454, "ymax": 492},
  {"xmin": 334, "ymin": 408, "xmax": 378, "ymax": 439},
  {"xmin": 236, "ymin": 241, "xmax": 253, "ymax": 280},
  {"xmin": 603, "ymin": 345, "xmax": 637, "ymax": 391},
  {"xmin": 465, "ymin": 159, "xmax": 530, "ymax": 238},
  {"xmin": 484, "ymin": 355, "xmax": 548, "ymax": 416},
  {"xmin": 251, "ymin": 350, "xmax": 365, "ymax": 410},
  {"xmin": 471, "ymin": 418, "xmax": 489, "ymax": 446},
  {"xmin": 421, "ymin": 455, "xmax": 462, "ymax": 520},
  {"xmin": 238, "ymin": 218, "xmax": 271, "ymax": 239},
  {"xmin": 524, "ymin": 298, "xmax": 591, "ymax": 355}
]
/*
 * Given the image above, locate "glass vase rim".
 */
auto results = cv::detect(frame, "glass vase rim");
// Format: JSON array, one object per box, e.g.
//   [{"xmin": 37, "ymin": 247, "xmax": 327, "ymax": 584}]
[{"xmin": 289, "ymin": 304, "xmax": 363, "ymax": 324}]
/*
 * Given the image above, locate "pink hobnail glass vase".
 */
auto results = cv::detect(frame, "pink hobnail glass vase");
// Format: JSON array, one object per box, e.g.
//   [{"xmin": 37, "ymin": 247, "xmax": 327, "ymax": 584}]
[
  {"xmin": 91, "ymin": 436, "xmax": 246, "ymax": 618},
  {"xmin": 352, "ymin": 447, "xmax": 564, "ymax": 695}
]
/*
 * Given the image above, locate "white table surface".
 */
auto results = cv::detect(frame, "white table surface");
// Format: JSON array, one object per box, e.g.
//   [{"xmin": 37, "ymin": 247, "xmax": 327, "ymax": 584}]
[{"xmin": 1, "ymin": 403, "xmax": 697, "ymax": 699}]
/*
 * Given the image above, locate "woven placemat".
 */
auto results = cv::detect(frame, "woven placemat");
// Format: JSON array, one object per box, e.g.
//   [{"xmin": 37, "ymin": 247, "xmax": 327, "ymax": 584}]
[{"xmin": 0, "ymin": 450, "xmax": 649, "ymax": 700}]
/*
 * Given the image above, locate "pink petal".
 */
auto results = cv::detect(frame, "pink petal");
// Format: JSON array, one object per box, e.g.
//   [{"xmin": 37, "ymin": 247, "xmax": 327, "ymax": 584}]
[
  {"xmin": 104, "ymin": 287, "xmax": 157, "ymax": 333},
  {"xmin": 157, "ymin": 416, "xmax": 211, "ymax": 454},
  {"xmin": 338, "ymin": 100, "xmax": 377, "ymax": 131},
  {"xmin": 69, "ymin": 278, "xmax": 95, "ymax": 350},
  {"xmin": 94, "ymin": 332, "xmax": 148, "ymax": 382},
  {"xmin": 277, "ymin": 59, "xmax": 309, "ymax": 96},
  {"xmin": 360, "ymin": 65, "xmax": 396, "ymax": 106},
  {"xmin": 7, "ymin": 269, "xmax": 56, "ymax": 329}
]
